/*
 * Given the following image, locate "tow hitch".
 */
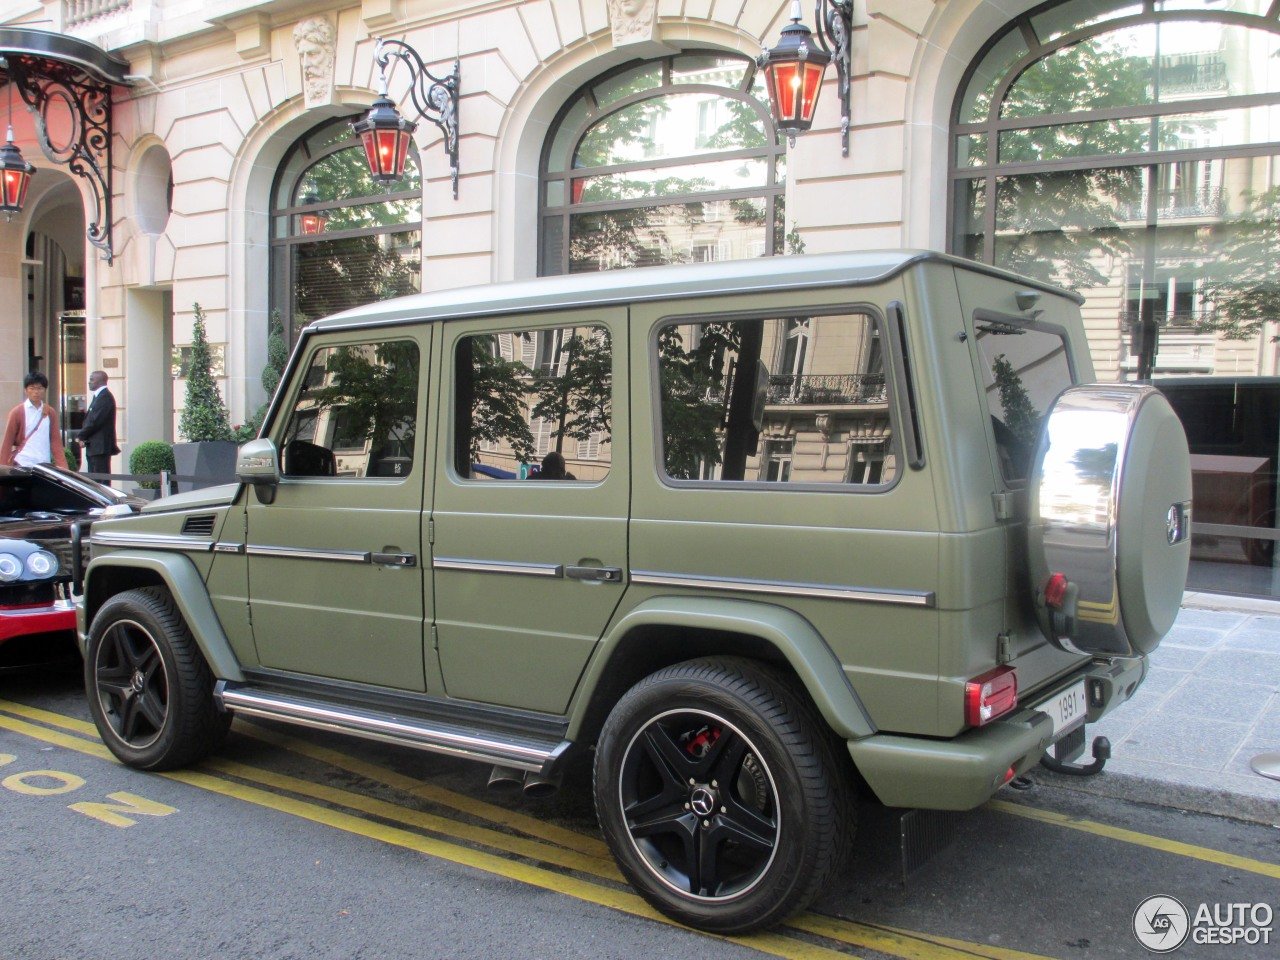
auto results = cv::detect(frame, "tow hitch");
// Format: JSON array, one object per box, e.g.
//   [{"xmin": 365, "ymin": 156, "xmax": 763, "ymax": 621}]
[{"xmin": 1040, "ymin": 735, "xmax": 1111, "ymax": 776}]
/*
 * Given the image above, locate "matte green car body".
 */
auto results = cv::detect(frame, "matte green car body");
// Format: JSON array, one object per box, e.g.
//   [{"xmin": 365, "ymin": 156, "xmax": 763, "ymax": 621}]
[{"xmin": 79, "ymin": 251, "xmax": 1161, "ymax": 811}]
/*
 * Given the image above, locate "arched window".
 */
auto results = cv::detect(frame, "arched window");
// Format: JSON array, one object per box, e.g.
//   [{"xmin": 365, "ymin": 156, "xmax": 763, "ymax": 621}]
[
  {"xmin": 950, "ymin": 1, "xmax": 1280, "ymax": 382},
  {"xmin": 540, "ymin": 52, "xmax": 785, "ymax": 276},
  {"xmin": 270, "ymin": 115, "xmax": 423, "ymax": 342}
]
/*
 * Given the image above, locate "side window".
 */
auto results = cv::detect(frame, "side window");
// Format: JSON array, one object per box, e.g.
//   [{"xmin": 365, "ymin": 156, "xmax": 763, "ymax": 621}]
[
  {"xmin": 657, "ymin": 312, "xmax": 895, "ymax": 486},
  {"xmin": 454, "ymin": 324, "xmax": 612, "ymax": 481},
  {"xmin": 278, "ymin": 340, "xmax": 420, "ymax": 479},
  {"xmin": 973, "ymin": 313, "xmax": 1075, "ymax": 481}
]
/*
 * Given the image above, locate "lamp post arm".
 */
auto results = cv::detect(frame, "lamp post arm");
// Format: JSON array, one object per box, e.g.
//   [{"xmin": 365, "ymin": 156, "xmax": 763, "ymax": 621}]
[
  {"xmin": 814, "ymin": 0, "xmax": 852, "ymax": 156},
  {"xmin": 374, "ymin": 38, "xmax": 461, "ymax": 198}
]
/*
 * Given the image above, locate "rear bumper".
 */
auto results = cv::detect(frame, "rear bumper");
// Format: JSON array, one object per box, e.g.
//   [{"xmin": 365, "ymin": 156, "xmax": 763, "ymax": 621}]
[
  {"xmin": 847, "ymin": 655, "xmax": 1146, "ymax": 810},
  {"xmin": 0, "ymin": 598, "xmax": 77, "ymax": 644}
]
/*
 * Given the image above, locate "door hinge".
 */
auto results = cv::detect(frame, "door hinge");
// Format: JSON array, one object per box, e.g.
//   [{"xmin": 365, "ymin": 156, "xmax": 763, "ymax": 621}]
[
  {"xmin": 992, "ymin": 492, "xmax": 1013, "ymax": 521},
  {"xmin": 997, "ymin": 632, "xmax": 1012, "ymax": 664},
  {"xmin": 427, "ymin": 517, "xmax": 434, "ymax": 545},
  {"xmin": 430, "ymin": 623, "xmax": 439, "ymax": 651}
]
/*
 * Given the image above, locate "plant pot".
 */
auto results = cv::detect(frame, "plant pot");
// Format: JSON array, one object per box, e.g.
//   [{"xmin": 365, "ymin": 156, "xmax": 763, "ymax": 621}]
[{"xmin": 172, "ymin": 440, "xmax": 239, "ymax": 493}]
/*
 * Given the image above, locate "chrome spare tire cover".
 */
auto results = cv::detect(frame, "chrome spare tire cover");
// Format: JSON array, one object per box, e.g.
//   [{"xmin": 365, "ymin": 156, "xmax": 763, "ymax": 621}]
[{"xmin": 1028, "ymin": 384, "xmax": 1191, "ymax": 657}]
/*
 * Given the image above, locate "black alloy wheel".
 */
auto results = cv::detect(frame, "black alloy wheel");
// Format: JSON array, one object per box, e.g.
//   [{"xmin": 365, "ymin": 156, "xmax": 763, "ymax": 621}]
[
  {"xmin": 594, "ymin": 658, "xmax": 852, "ymax": 933},
  {"xmin": 85, "ymin": 587, "xmax": 230, "ymax": 770}
]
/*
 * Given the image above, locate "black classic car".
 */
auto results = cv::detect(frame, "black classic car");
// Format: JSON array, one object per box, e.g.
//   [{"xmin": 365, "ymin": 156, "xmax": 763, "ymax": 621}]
[{"xmin": 1, "ymin": 464, "xmax": 142, "ymax": 666}]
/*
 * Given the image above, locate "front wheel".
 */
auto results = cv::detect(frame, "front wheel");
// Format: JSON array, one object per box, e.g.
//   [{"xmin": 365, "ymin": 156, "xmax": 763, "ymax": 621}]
[
  {"xmin": 593, "ymin": 658, "xmax": 852, "ymax": 933},
  {"xmin": 84, "ymin": 586, "xmax": 230, "ymax": 770}
]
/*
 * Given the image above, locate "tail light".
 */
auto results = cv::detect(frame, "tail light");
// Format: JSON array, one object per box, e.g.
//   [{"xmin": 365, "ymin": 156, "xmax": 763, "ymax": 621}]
[{"xmin": 965, "ymin": 666, "xmax": 1018, "ymax": 727}]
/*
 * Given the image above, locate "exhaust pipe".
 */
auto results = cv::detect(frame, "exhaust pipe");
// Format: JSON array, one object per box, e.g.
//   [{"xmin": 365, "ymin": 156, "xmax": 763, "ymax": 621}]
[
  {"xmin": 522, "ymin": 771, "xmax": 562, "ymax": 799},
  {"xmin": 487, "ymin": 765, "xmax": 524, "ymax": 790}
]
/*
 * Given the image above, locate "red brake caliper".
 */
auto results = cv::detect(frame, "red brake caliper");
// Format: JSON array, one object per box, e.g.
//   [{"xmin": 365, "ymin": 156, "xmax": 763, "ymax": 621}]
[{"xmin": 682, "ymin": 725, "xmax": 721, "ymax": 759}]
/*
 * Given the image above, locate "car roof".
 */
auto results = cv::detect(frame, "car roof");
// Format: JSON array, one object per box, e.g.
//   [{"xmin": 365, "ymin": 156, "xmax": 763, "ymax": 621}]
[{"xmin": 310, "ymin": 250, "xmax": 1083, "ymax": 333}]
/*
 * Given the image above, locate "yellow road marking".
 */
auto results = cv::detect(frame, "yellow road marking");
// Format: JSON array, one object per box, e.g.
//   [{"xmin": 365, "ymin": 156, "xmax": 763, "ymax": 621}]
[
  {"xmin": 236, "ymin": 720, "xmax": 611, "ymax": 858},
  {"xmin": 0, "ymin": 709, "xmax": 850, "ymax": 960},
  {"xmin": 989, "ymin": 800, "xmax": 1280, "ymax": 880},
  {"xmin": 790, "ymin": 916, "xmax": 1057, "ymax": 960}
]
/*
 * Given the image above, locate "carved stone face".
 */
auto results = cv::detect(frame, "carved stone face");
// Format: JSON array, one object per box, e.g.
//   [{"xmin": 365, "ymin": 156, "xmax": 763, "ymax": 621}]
[{"xmin": 293, "ymin": 18, "xmax": 335, "ymax": 98}]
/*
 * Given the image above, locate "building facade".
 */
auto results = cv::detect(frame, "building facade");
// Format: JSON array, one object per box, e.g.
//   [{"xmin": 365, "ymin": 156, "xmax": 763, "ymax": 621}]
[{"xmin": 2, "ymin": 0, "xmax": 1278, "ymax": 594}]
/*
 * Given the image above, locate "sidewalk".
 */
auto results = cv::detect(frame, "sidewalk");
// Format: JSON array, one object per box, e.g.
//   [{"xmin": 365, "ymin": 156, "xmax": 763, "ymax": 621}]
[{"xmin": 1031, "ymin": 593, "xmax": 1280, "ymax": 826}]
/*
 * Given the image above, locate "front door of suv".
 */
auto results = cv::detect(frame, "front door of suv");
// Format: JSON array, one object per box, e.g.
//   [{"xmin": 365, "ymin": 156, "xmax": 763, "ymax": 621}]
[
  {"xmin": 245, "ymin": 331, "xmax": 432, "ymax": 691},
  {"xmin": 430, "ymin": 310, "xmax": 628, "ymax": 714}
]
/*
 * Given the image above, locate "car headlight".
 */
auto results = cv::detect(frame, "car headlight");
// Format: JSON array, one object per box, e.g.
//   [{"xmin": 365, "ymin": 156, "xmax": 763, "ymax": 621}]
[
  {"xmin": 25, "ymin": 550, "xmax": 59, "ymax": 578},
  {"xmin": 0, "ymin": 553, "xmax": 20, "ymax": 582}
]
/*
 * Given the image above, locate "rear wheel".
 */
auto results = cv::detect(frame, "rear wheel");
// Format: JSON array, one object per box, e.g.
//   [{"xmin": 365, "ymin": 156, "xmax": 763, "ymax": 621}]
[
  {"xmin": 593, "ymin": 658, "xmax": 851, "ymax": 933},
  {"xmin": 85, "ymin": 587, "xmax": 230, "ymax": 770}
]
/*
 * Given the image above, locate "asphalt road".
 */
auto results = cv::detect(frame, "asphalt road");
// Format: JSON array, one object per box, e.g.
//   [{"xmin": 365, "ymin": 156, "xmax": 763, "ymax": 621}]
[{"xmin": 2, "ymin": 660, "xmax": 1277, "ymax": 960}]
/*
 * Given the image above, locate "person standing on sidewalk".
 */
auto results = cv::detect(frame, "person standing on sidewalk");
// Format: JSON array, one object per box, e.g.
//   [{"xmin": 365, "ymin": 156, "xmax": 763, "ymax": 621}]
[
  {"xmin": 1, "ymin": 371, "xmax": 68, "ymax": 469},
  {"xmin": 76, "ymin": 369, "xmax": 119, "ymax": 477}
]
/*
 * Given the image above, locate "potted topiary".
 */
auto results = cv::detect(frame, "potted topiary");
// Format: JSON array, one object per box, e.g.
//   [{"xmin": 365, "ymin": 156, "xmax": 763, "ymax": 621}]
[
  {"xmin": 173, "ymin": 303, "xmax": 238, "ymax": 491},
  {"xmin": 128, "ymin": 440, "xmax": 176, "ymax": 498},
  {"xmin": 234, "ymin": 310, "xmax": 287, "ymax": 443}
]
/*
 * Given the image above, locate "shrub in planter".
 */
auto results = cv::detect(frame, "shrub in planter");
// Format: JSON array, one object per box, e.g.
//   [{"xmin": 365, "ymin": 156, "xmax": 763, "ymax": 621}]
[
  {"xmin": 64, "ymin": 444, "xmax": 81, "ymax": 472},
  {"xmin": 179, "ymin": 303, "xmax": 234, "ymax": 443},
  {"xmin": 129, "ymin": 441, "xmax": 176, "ymax": 490},
  {"xmin": 234, "ymin": 310, "xmax": 287, "ymax": 443}
]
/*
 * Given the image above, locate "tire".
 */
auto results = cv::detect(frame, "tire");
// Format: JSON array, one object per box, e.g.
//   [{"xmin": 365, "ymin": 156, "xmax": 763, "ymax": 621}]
[
  {"xmin": 593, "ymin": 658, "xmax": 852, "ymax": 933},
  {"xmin": 84, "ymin": 587, "xmax": 230, "ymax": 770}
]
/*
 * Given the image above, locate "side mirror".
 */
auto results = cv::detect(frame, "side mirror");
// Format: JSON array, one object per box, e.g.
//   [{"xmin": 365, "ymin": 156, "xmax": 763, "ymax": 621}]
[{"xmin": 236, "ymin": 438, "xmax": 281, "ymax": 504}]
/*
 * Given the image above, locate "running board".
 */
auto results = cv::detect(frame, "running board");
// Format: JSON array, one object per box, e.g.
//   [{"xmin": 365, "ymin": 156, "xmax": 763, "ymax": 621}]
[{"xmin": 214, "ymin": 682, "xmax": 571, "ymax": 774}]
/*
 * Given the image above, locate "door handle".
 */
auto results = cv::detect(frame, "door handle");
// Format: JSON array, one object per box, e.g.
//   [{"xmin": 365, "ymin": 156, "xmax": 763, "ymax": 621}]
[
  {"xmin": 371, "ymin": 552, "xmax": 417, "ymax": 567},
  {"xmin": 565, "ymin": 565, "xmax": 623, "ymax": 583}
]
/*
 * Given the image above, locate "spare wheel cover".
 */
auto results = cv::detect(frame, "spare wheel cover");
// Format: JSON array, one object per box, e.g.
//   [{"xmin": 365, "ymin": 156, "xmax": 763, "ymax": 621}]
[{"xmin": 1028, "ymin": 384, "xmax": 1191, "ymax": 657}]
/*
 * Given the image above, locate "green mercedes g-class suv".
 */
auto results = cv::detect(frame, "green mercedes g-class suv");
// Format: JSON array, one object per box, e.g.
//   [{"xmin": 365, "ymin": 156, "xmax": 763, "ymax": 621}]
[{"xmin": 78, "ymin": 251, "xmax": 1190, "ymax": 932}]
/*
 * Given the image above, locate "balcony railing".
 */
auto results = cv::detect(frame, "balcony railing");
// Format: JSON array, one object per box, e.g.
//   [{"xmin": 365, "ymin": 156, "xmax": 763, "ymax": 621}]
[
  {"xmin": 1118, "ymin": 188, "xmax": 1226, "ymax": 222},
  {"xmin": 1120, "ymin": 308, "xmax": 1216, "ymax": 330},
  {"xmin": 766, "ymin": 373, "xmax": 887, "ymax": 406},
  {"xmin": 65, "ymin": 0, "xmax": 132, "ymax": 27}
]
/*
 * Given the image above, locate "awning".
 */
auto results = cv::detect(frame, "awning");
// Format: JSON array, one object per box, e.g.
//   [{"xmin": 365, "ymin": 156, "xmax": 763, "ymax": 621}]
[{"xmin": 0, "ymin": 28, "xmax": 133, "ymax": 262}]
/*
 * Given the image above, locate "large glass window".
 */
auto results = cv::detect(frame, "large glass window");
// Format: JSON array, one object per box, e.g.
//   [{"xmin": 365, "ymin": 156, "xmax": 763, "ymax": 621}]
[
  {"xmin": 454, "ymin": 325, "xmax": 613, "ymax": 482},
  {"xmin": 540, "ymin": 53, "xmax": 785, "ymax": 276},
  {"xmin": 270, "ymin": 116, "xmax": 423, "ymax": 343},
  {"xmin": 951, "ymin": 1, "xmax": 1280, "ymax": 596},
  {"xmin": 656, "ymin": 313, "xmax": 894, "ymax": 486},
  {"xmin": 279, "ymin": 340, "xmax": 420, "ymax": 479}
]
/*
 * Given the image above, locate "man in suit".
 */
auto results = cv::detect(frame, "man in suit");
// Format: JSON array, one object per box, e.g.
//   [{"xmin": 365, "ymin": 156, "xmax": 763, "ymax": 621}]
[{"xmin": 77, "ymin": 369, "xmax": 120, "ymax": 477}]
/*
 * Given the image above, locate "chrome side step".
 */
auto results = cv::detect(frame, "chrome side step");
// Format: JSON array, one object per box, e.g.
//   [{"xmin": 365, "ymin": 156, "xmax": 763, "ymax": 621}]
[{"xmin": 215, "ymin": 682, "xmax": 570, "ymax": 774}]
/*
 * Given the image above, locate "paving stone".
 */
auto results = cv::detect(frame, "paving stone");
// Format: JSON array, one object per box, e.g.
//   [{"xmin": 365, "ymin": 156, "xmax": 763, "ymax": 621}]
[
  {"xmin": 1172, "ymin": 609, "xmax": 1249, "ymax": 632},
  {"xmin": 1220, "ymin": 626, "xmax": 1280, "ymax": 652},
  {"xmin": 1134, "ymin": 666, "xmax": 1190, "ymax": 699},
  {"xmin": 1255, "ymin": 699, "xmax": 1280, "ymax": 740},
  {"xmin": 1158, "ymin": 679, "xmax": 1273, "ymax": 725},
  {"xmin": 1119, "ymin": 712, "xmax": 1250, "ymax": 770},
  {"xmin": 1227, "ymin": 737, "xmax": 1280, "ymax": 780},
  {"xmin": 1158, "ymin": 626, "xmax": 1230, "ymax": 649},
  {"xmin": 1150, "ymin": 644, "xmax": 1210, "ymax": 671},
  {"xmin": 1196, "ymin": 649, "xmax": 1280, "ymax": 689}
]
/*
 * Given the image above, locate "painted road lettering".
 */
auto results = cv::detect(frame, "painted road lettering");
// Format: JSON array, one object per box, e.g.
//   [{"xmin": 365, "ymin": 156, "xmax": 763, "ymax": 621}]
[{"xmin": 0, "ymin": 753, "xmax": 177, "ymax": 828}]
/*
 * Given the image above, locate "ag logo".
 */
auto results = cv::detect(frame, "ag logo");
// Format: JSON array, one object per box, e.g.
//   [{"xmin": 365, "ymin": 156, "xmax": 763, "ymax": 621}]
[{"xmin": 1134, "ymin": 895, "xmax": 1190, "ymax": 953}]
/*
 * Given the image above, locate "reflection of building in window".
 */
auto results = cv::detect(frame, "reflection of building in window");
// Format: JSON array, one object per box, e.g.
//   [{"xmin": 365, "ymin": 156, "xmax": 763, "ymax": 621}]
[
  {"xmin": 1122, "ymin": 261, "xmax": 1216, "ymax": 373},
  {"xmin": 459, "ymin": 324, "xmax": 613, "ymax": 481},
  {"xmin": 660, "ymin": 313, "xmax": 895, "ymax": 485}
]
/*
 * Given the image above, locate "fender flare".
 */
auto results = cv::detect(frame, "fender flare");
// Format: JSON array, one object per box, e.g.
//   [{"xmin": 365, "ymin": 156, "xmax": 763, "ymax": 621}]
[
  {"xmin": 569, "ymin": 595, "xmax": 875, "ymax": 740},
  {"xmin": 81, "ymin": 551, "xmax": 245, "ymax": 682}
]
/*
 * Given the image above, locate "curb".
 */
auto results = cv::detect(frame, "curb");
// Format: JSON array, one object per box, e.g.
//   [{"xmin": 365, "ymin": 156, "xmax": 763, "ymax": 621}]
[{"xmin": 1027, "ymin": 767, "xmax": 1280, "ymax": 828}]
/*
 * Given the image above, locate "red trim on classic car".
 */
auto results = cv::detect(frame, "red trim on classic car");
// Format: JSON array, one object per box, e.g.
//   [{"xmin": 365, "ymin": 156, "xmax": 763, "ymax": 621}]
[{"xmin": 0, "ymin": 599, "xmax": 76, "ymax": 642}]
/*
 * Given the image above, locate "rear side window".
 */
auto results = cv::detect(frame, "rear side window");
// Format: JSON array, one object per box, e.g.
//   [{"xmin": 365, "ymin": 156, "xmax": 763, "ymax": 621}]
[
  {"xmin": 656, "ymin": 312, "xmax": 895, "ymax": 485},
  {"xmin": 278, "ymin": 340, "xmax": 420, "ymax": 479},
  {"xmin": 454, "ymin": 325, "xmax": 612, "ymax": 481},
  {"xmin": 974, "ymin": 313, "xmax": 1074, "ymax": 481}
]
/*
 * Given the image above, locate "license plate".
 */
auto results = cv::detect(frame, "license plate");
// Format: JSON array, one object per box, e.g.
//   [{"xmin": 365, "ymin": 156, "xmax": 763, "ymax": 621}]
[{"xmin": 1034, "ymin": 679, "xmax": 1087, "ymax": 738}]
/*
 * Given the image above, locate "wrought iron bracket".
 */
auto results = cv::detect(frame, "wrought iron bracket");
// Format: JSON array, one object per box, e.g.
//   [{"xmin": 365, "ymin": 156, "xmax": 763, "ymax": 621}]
[
  {"xmin": 374, "ymin": 38, "xmax": 460, "ymax": 198},
  {"xmin": 813, "ymin": 0, "xmax": 853, "ymax": 156},
  {"xmin": 6, "ymin": 54, "xmax": 115, "ymax": 262}
]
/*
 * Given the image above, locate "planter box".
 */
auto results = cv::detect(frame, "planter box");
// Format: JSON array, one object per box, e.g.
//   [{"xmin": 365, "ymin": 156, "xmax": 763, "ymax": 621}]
[{"xmin": 173, "ymin": 441, "xmax": 239, "ymax": 493}]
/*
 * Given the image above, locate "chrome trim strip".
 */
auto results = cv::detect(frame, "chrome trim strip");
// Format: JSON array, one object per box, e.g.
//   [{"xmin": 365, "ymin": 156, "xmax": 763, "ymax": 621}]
[
  {"xmin": 216, "ymin": 687, "xmax": 555, "ymax": 771},
  {"xmin": 433, "ymin": 557, "xmax": 564, "ymax": 578},
  {"xmin": 90, "ymin": 532, "xmax": 214, "ymax": 552},
  {"xmin": 245, "ymin": 545, "xmax": 371, "ymax": 563},
  {"xmin": 629, "ymin": 571, "xmax": 936, "ymax": 607}
]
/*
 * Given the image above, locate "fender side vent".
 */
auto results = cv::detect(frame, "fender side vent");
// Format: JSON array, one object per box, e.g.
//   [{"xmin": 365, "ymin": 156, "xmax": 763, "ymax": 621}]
[{"xmin": 181, "ymin": 515, "xmax": 217, "ymax": 537}]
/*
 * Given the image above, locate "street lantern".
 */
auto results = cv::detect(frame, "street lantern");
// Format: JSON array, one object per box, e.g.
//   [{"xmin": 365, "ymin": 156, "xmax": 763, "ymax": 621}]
[
  {"xmin": 759, "ymin": 1, "xmax": 853, "ymax": 155},
  {"xmin": 0, "ymin": 127, "xmax": 33, "ymax": 218},
  {"xmin": 353, "ymin": 37, "xmax": 461, "ymax": 198},
  {"xmin": 297, "ymin": 194, "xmax": 329, "ymax": 236}
]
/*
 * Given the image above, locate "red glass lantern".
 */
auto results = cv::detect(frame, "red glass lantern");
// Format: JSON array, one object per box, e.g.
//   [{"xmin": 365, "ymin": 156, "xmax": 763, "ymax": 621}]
[
  {"xmin": 352, "ymin": 94, "xmax": 416, "ymax": 183},
  {"xmin": 297, "ymin": 194, "xmax": 329, "ymax": 236},
  {"xmin": 0, "ymin": 128, "xmax": 33, "ymax": 218},
  {"xmin": 759, "ymin": 5, "xmax": 832, "ymax": 142}
]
